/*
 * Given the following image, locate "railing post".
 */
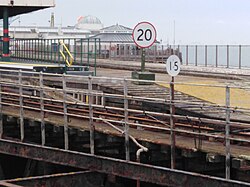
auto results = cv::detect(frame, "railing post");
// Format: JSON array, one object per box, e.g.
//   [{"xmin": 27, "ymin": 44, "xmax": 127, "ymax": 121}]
[
  {"xmin": 99, "ymin": 39, "xmax": 101, "ymax": 59},
  {"xmin": 225, "ymin": 86, "xmax": 231, "ymax": 179},
  {"xmin": 88, "ymin": 76, "xmax": 95, "ymax": 154},
  {"xmin": 239, "ymin": 45, "xmax": 242, "ymax": 69},
  {"xmin": 19, "ymin": 70, "xmax": 24, "ymax": 142},
  {"xmin": 80, "ymin": 39, "xmax": 83, "ymax": 65},
  {"xmin": 161, "ymin": 45, "xmax": 164, "ymax": 63},
  {"xmin": 205, "ymin": 45, "xmax": 208, "ymax": 67},
  {"xmin": 31, "ymin": 39, "xmax": 34, "ymax": 60},
  {"xmin": 186, "ymin": 45, "xmax": 189, "ymax": 65},
  {"xmin": 177, "ymin": 45, "xmax": 181, "ymax": 64},
  {"xmin": 87, "ymin": 39, "xmax": 90, "ymax": 67},
  {"xmin": 63, "ymin": 74, "xmax": 69, "ymax": 150},
  {"xmin": 119, "ymin": 44, "xmax": 122, "ymax": 59},
  {"xmin": 0, "ymin": 84, "xmax": 2, "ymax": 139},
  {"xmin": 74, "ymin": 38, "xmax": 76, "ymax": 61},
  {"xmin": 215, "ymin": 45, "xmax": 218, "ymax": 67},
  {"xmin": 19, "ymin": 40, "xmax": 20, "ymax": 58},
  {"xmin": 50, "ymin": 39, "xmax": 53, "ymax": 63},
  {"xmin": 227, "ymin": 45, "xmax": 229, "ymax": 68},
  {"xmin": 170, "ymin": 77, "xmax": 176, "ymax": 169},
  {"xmin": 124, "ymin": 79, "xmax": 130, "ymax": 161},
  {"xmin": 34, "ymin": 40, "xmax": 37, "ymax": 60},
  {"xmin": 38, "ymin": 39, "xmax": 41, "ymax": 62},
  {"xmin": 109, "ymin": 42, "xmax": 112, "ymax": 60},
  {"xmin": 68, "ymin": 39, "xmax": 71, "ymax": 61},
  {"xmin": 29, "ymin": 39, "xmax": 33, "ymax": 60},
  {"xmin": 16, "ymin": 40, "xmax": 19, "ymax": 58},
  {"xmin": 195, "ymin": 45, "xmax": 198, "ymax": 66},
  {"xmin": 23, "ymin": 40, "xmax": 26, "ymax": 59},
  {"xmin": 94, "ymin": 39, "xmax": 97, "ymax": 76},
  {"xmin": 39, "ymin": 72, "xmax": 45, "ymax": 146},
  {"xmin": 57, "ymin": 39, "xmax": 60, "ymax": 64},
  {"xmin": 27, "ymin": 40, "xmax": 30, "ymax": 59},
  {"xmin": 52, "ymin": 39, "xmax": 57, "ymax": 63}
]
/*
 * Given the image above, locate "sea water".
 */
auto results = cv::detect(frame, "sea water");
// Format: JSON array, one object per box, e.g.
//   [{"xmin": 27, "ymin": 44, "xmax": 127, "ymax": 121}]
[{"xmin": 177, "ymin": 45, "xmax": 250, "ymax": 68}]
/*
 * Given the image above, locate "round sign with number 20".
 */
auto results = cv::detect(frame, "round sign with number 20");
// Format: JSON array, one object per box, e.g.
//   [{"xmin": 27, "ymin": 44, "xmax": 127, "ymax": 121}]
[{"xmin": 132, "ymin": 22, "xmax": 157, "ymax": 48}]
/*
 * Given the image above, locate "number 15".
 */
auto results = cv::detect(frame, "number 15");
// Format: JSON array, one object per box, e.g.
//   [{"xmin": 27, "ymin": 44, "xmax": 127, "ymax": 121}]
[{"xmin": 170, "ymin": 61, "xmax": 179, "ymax": 71}]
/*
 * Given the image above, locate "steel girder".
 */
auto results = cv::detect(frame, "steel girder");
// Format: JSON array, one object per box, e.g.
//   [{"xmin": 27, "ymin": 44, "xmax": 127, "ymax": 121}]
[{"xmin": 0, "ymin": 139, "xmax": 249, "ymax": 187}]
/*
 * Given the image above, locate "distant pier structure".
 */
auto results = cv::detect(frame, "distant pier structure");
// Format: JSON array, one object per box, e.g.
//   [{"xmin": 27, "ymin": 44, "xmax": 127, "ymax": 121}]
[{"xmin": 0, "ymin": 0, "xmax": 55, "ymax": 61}]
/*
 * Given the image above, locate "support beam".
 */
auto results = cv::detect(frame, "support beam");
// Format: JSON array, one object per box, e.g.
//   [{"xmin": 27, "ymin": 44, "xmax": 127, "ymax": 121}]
[
  {"xmin": 0, "ymin": 1, "xmax": 55, "ymax": 19},
  {"xmin": 4, "ymin": 171, "xmax": 104, "ymax": 187},
  {"xmin": 0, "ymin": 139, "xmax": 248, "ymax": 187},
  {"xmin": 0, "ymin": 181, "xmax": 23, "ymax": 187}
]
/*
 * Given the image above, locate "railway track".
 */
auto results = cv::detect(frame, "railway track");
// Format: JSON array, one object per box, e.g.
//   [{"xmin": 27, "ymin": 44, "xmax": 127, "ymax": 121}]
[
  {"xmin": 1, "ymin": 89, "xmax": 250, "ymax": 146},
  {"xmin": 0, "ymin": 70, "xmax": 250, "ymax": 164}
]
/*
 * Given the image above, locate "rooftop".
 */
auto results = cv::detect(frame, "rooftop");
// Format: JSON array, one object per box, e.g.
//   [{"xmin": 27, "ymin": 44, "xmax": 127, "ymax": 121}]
[
  {"xmin": 90, "ymin": 33, "xmax": 133, "ymax": 43},
  {"xmin": 0, "ymin": 0, "xmax": 55, "ymax": 19},
  {"xmin": 8, "ymin": 26, "xmax": 90, "ymax": 34},
  {"xmin": 101, "ymin": 24, "xmax": 132, "ymax": 34}
]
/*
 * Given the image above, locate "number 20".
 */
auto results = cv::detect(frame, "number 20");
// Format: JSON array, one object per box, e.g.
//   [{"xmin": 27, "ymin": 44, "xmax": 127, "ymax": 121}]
[{"xmin": 137, "ymin": 29, "xmax": 152, "ymax": 41}]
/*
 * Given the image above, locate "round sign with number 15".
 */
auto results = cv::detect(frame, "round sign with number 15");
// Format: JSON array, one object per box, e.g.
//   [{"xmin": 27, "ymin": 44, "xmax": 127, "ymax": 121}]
[{"xmin": 166, "ymin": 55, "xmax": 181, "ymax": 77}]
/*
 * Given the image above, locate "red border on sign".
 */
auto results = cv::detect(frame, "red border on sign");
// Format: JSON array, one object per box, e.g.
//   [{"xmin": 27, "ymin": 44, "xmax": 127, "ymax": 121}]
[{"xmin": 132, "ymin": 21, "xmax": 157, "ymax": 49}]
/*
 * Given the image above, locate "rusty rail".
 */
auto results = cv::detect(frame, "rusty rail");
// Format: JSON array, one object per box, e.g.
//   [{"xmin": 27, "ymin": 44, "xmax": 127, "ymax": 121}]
[{"xmin": 0, "ymin": 69, "xmax": 250, "ymax": 183}]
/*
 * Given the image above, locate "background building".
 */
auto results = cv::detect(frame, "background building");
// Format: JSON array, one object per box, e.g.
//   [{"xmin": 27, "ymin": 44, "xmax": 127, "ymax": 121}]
[
  {"xmin": 0, "ymin": 14, "xmax": 102, "ymax": 39},
  {"xmin": 91, "ymin": 24, "xmax": 133, "ymax": 44},
  {"xmin": 75, "ymin": 15, "xmax": 103, "ymax": 34}
]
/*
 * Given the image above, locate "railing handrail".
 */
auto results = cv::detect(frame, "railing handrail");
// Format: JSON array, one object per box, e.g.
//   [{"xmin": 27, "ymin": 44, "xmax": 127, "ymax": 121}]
[{"xmin": 59, "ymin": 40, "xmax": 74, "ymax": 67}]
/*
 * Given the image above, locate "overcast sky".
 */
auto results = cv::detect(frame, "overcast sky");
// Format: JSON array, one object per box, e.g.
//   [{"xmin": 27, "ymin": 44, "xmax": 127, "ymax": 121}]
[{"xmin": 11, "ymin": 0, "xmax": 250, "ymax": 44}]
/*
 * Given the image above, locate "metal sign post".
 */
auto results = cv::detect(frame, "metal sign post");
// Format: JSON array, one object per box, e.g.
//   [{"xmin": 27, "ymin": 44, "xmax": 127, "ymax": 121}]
[
  {"xmin": 133, "ymin": 21, "xmax": 156, "ymax": 72},
  {"xmin": 141, "ymin": 48, "xmax": 146, "ymax": 72},
  {"xmin": 170, "ymin": 76, "xmax": 175, "ymax": 169},
  {"xmin": 132, "ymin": 22, "xmax": 157, "ymax": 83},
  {"xmin": 166, "ymin": 55, "xmax": 181, "ymax": 169},
  {"xmin": 132, "ymin": 22, "xmax": 156, "ymax": 187}
]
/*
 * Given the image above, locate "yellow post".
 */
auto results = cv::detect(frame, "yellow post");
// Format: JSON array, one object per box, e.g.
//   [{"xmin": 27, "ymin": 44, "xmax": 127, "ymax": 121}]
[{"xmin": 59, "ymin": 40, "xmax": 74, "ymax": 67}]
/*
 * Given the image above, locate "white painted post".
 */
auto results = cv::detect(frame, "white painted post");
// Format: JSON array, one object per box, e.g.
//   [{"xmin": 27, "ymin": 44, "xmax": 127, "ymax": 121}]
[
  {"xmin": 39, "ymin": 72, "xmax": 45, "ymax": 146},
  {"xmin": 63, "ymin": 74, "xmax": 69, "ymax": 150},
  {"xmin": 19, "ymin": 70, "xmax": 24, "ymax": 142},
  {"xmin": 225, "ymin": 86, "xmax": 231, "ymax": 179},
  {"xmin": 88, "ymin": 76, "xmax": 95, "ymax": 154},
  {"xmin": 124, "ymin": 79, "xmax": 130, "ymax": 161}
]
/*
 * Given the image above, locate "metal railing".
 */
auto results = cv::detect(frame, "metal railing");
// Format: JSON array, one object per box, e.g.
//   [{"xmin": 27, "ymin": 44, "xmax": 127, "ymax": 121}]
[
  {"xmin": 98, "ymin": 44, "xmax": 250, "ymax": 69},
  {"xmin": 2, "ymin": 39, "xmax": 250, "ymax": 69},
  {"xmin": 0, "ymin": 69, "xmax": 249, "ymax": 181},
  {"xmin": 178, "ymin": 45, "xmax": 249, "ymax": 69},
  {"xmin": 4, "ymin": 38, "xmax": 100, "ymax": 67}
]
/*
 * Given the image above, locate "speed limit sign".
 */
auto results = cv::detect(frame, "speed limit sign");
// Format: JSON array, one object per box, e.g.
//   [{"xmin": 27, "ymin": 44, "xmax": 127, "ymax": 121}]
[
  {"xmin": 166, "ymin": 55, "xmax": 181, "ymax": 76},
  {"xmin": 132, "ymin": 22, "xmax": 157, "ymax": 48}
]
